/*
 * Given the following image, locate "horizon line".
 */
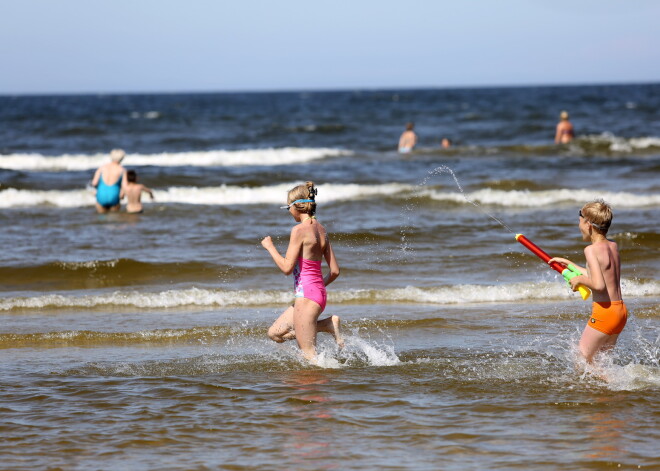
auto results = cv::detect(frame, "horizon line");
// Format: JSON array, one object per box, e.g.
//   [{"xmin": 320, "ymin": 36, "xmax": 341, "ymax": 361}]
[{"xmin": 1, "ymin": 79, "xmax": 658, "ymax": 98}]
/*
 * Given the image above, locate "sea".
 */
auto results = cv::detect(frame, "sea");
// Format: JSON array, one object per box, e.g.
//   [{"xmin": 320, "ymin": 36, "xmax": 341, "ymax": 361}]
[{"xmin": 1, "ymin": 84, "xmax": 659, "ymax": 470}]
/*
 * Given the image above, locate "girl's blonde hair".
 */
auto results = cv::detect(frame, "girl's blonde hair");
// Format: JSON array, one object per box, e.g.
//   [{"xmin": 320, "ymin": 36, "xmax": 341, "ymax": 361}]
[
  {"xmin": 581, "ymin": 199, "xmax": 613, "ymax": 234},
  {"xmin": 287, "ymin": 181, "xmax": 317, "ymax": 217}
]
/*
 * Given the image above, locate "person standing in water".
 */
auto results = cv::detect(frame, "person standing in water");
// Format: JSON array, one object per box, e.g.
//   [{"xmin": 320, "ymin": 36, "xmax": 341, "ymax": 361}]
[
  {"xmin": 91, "ymin": 149, "xmax": 128, "ymax": 213},
  {"xmin": 554, "ymin": 110, "xmax": 575, "ymax": 144},
  {"xmin": 398, "ymin": 122, "xmax": 418, "ymax": 153},
  {"xmin": 122, "ymin": 170, "xmax": 154, "ymax": 214},
  {"xmin": 549, "ymin": 200, "xmax": 626, "ymax": 364},
  {"xmin": 261, "ymin": 181, "xmax": 342, "ymax": 361}
]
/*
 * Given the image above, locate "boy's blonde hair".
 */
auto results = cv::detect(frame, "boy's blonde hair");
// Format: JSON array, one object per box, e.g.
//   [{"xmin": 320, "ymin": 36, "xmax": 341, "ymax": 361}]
[
  {"xmin": 581, "ymin": 199, "xmax": 613, "ymax": 234},
  {"xmin": 287, "ymin": 181, "xmax": 317, "ymax": 217}
]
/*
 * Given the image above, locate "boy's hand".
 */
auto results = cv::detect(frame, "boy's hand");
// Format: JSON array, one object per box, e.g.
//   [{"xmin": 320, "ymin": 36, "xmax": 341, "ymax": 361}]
[
  {"xmin": 261, "ymin": 236, "xmax": 274, "ymax": 250},
  {"xmin": 548, "ymin": 257, "xmax": 571, "ymax": 267},
  {"xmin": 568, "ymin": 276, "xmax": 582, "ymax": 291}
]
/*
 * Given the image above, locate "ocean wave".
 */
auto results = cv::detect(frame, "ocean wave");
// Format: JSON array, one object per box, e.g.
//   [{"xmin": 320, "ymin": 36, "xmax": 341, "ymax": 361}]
[
  {"xmin": 579, "ymin": 133, "xmax": 660, "ymax": 153},
  {"xmin": 0, "ymin": 147, "xmax": 350, "ymax": 171},
  {"xmin": 0, "ymin": 259, "xmax": 241, "ymax": 291},
  {"xmin": 423, "ymin": 188, "xmax": 660, "ymax": 208},
  {"xmin": 1, "ymin": 279, "xmax": 657, "ymax": 311},
  {"xmin": 1, "ymin": 183, "xmax": 658, "ymax": 209},
  {"xmin": 0, "ymin": 182, "xmax": 412, "ymax": 208}
]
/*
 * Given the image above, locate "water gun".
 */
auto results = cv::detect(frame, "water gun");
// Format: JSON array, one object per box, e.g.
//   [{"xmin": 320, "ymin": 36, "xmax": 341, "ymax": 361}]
[{"xmin": 515, "ymin": 234, "xmax": 591, "ymax": 300}]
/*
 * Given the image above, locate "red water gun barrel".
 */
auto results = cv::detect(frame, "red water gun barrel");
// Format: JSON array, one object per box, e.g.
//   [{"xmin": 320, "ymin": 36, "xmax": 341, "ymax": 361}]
[{"xmin": 515, "ymin": 234, "xmax": 564, "ymax": 274}]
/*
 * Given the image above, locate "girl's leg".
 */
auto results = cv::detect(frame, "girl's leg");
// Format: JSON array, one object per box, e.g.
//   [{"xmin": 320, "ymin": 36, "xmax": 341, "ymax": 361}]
[
  {"xmin": 268, "ymin": 306, "xmax": 295, "ymax": 343},
  {"xmin": 579, "ymin": 325, "xmax": 617, "ymax": 363},
  {"xmin": 293, "ymin": 298, "xmax": 323, "ymax": 360},
  {"xmin": 317, "ymin": 315, "xmax": 344, "ymax": 348}
]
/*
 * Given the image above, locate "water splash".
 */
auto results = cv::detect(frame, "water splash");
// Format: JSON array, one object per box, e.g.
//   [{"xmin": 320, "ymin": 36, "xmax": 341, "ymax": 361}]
[
  {"xmin": 420, "ymin": 165, "xmax": 515, "ymax": 234},
  {"xmin": 398, "ymin": 164, "xmax": 514, "ymax": 257}
]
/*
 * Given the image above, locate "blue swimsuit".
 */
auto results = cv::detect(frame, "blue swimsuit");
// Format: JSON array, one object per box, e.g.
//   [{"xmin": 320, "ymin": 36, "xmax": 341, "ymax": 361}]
[{"xmin": 96, "ymin": 173, "xmax": 122, "ymax": 208}]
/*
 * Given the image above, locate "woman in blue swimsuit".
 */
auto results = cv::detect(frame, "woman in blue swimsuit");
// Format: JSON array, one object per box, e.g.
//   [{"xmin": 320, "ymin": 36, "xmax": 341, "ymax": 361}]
[{"xmin": 91, "ymin": 149, "xmax": 128, "ymax": 213}]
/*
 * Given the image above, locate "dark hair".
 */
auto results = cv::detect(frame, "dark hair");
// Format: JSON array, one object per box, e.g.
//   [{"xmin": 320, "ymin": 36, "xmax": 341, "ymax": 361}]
[
  {"xmin": 127, "ymin": 170, "xmax": 137, "ymax": 183},
  {"xmin": 406, "ymin": 122, "xmax": 414, "ymax": 131}
]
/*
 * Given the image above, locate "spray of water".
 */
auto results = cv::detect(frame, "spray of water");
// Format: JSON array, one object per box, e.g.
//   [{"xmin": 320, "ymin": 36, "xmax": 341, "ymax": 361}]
[
  {"xmin": 420, "ymin": 165, "xmax": 515, "ymax": 234},
  {"xmin": 399, "ymin": 165, "xmax": 515, "ymax": 257}
]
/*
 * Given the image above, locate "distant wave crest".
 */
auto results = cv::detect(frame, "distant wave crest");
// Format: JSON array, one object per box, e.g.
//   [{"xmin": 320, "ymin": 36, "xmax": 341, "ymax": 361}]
[
  {"xmin": 1, "ymin": 183, "xmax": 658, "ymax": 209},
  {"xmin": 0, "ymin": 147, "xmax": 350, "ymax": 171},
  {"xmin": 423, "ymin": 187, "xmax": 660, "ymax": 208}
]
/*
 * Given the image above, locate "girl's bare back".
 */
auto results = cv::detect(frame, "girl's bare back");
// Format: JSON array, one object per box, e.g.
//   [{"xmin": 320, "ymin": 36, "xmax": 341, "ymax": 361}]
[{"xmin": 296, "ymin": 219, "xmax": 327, "ymax": 261}]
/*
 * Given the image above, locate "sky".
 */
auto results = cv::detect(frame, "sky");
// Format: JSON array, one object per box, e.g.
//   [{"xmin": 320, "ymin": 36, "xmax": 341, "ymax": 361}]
[{"xmin": 1, "ymin": 0, "xmax": 659, "ymax": 94}]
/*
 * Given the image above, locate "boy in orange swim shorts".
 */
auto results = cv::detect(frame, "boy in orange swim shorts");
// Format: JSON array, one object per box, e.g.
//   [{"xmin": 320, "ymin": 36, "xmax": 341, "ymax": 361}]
[{"xmin": 549, "ymin": 199, "xmax": 627, "ymax": 363}]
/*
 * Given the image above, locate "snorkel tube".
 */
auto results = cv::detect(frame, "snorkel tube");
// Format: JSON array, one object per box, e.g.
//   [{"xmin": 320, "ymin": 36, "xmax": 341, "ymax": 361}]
[{"xmin": 515, "ymin": 234, "xmax": 591, "ymax": 300}]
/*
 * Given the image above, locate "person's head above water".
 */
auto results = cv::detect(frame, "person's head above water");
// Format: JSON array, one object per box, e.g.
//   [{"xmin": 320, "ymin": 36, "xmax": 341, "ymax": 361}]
[
  {"xmin": 405, "ymin": 122, "xmax": 415, "ymax": 131},
  {"xmin": 110, "ymin": 149, "xmax": 126, "ymax": 163},
  {"xmin": 580, "ymin": 199, "xmax": 612, "ymax": 235},
  {"xmin": 559, "ymin": 111, "xmax": 569, "ymax": 121},
  {"xmin": 284, "ymin": 181, "xmax": 317, "ymax": 217}
]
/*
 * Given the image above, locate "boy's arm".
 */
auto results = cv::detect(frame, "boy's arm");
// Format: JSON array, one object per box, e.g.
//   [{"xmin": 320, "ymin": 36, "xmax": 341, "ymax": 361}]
[
  {"xmin": 142, "ymin": 185, "xmax": 155, "ymax": 200},
  {"xmin": 567, "ymin": 247, "xmax": 605, "ymax": 292},
  {"xmin": 548, "ymin": 257, "xmax": 587, "ymax": 275}
]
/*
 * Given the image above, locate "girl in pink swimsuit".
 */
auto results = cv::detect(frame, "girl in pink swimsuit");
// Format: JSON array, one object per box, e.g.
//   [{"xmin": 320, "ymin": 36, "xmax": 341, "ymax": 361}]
[{"xmin": 261, "ymin": 181, "xmax": 342, "ymax": 361}]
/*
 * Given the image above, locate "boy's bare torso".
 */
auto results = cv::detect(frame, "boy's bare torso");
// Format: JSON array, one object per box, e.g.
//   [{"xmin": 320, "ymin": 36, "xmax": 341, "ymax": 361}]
[
  {"xmin": 586, "ymin": 240, "xmax": 622, "ymax": 302},
  {"xmin": 125, "ymin": 183, "xmax": 146, "ymax": 212}
]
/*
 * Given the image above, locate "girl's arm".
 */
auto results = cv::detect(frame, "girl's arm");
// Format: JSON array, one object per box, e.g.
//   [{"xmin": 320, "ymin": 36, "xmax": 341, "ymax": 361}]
[
  {"xmin": 261, "ymin": 228, "xmax": 303, "ymax": 276},
  {"xmin": 567, "ymin": 246, "xmax": 605, "ymax": 292},
  {"xmin": 323, "ymin": 238, "xmax": 340, "ymax": 286}
]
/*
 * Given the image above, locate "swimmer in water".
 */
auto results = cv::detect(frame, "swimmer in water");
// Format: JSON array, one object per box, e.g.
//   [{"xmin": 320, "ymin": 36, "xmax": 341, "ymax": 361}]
[
  {"xmin": 261, "ymin": 181, "xmax": 343, "ymax": 361},
  {"xmin": 398, "ymin": 122, "xmax": 418, "ymax": 154},
  {"xmin": 554, "ymin": 110, "xmax": 575, "ymax": 144},
  {"xmin": 121, "ymin": 170, "xmax": 154, "ymax": 214},
  {"xmin": 91, "ymin": 149, "xmax": 128, "ymax": 213},
  {"xmin": 549, "ymin": 199, "xmax": 626, "ymax": 364}
]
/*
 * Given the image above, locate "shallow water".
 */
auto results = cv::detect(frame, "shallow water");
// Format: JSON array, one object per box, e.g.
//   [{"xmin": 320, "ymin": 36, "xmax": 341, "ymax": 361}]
[{"xmin": 1, "ymin": 84, "xmax": 659, "ymax": 469}]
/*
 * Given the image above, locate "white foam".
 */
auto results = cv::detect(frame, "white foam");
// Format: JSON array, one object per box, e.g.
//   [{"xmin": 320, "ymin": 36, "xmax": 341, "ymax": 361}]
[
  {"xmin": 2, "ymin": 278, "xmax": 657, "ymax": 311},
  {"xmin": 424, "ymin": 188, "xmax": 660, "ymax": 208},
  {"xmin": 0, "ymin": 147, "xmax": 351, "ymax": 171},
  {"xmin": 0, "ymin": 182, "xmax": 411, "ymax": 208},
  {"xmin": 581, "ymin": 133, "xmax": 660, "ymax": 152},
  {"xmin": 0, "ymin": 188, "xmax": 95, "ymax": 208}
]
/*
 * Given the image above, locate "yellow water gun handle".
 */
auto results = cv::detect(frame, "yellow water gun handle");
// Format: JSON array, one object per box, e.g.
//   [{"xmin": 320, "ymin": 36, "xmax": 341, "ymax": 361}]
[{"xmin": 561, "ymin": 264, "xmax": 591, "ymax": 300}]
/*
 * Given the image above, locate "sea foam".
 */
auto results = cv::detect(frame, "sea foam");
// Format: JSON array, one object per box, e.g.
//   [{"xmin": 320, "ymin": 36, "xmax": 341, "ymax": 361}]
[
  {"xmin": 1, "ymin": 279, "xmax": 657, "ymax": 311},
  {"xmin": 0, "ymin": 182, "xmax": 411, "ymax": 208},
  {"xmin": 580, "ymin": 133, "xmax": 660, "ymax": 152},
  {"xmin": 0, "ymin": 147, "xmax": 350, "ymax": 171},
  {"xmin": 2, "ymin": 183, "xmax": 659, "ymax": 209},
  {"xmin": 424, "ymin": 188, "xmax": 660, "ymax": 208}
]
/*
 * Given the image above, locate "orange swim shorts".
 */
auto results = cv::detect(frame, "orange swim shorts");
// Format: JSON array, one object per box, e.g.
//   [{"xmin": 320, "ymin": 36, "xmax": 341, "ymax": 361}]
[{"xmin": 587, "ymin": 300, "xmax": 627, "ymax": 335}]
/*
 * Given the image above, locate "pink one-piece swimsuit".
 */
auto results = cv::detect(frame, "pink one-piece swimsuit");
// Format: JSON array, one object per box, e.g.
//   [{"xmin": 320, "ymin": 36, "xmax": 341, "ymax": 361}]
[{"xmin": 293, "ymin": 257, "xmax": 327, "ymax": 312}]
